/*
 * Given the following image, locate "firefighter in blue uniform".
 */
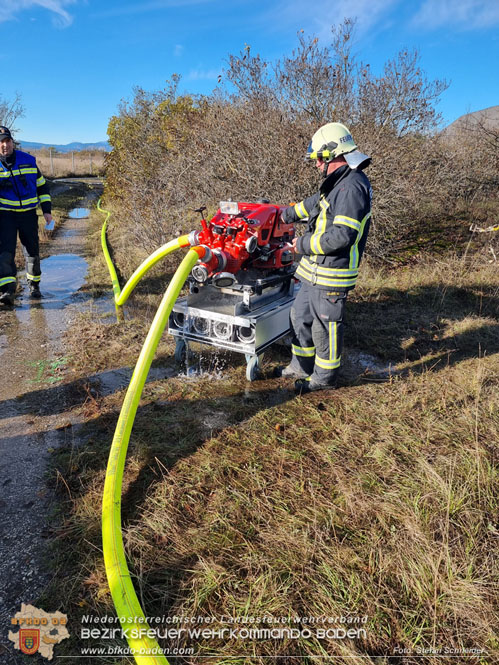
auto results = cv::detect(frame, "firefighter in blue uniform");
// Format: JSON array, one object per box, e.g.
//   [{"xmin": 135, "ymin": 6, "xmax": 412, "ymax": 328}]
[
  {"xmin": 0, "ymin": 126, "xmax": 53, "ymax": 306},
  {"xmin": 280, "ymin": 122, "xmax": 372, "ymax": 393}
]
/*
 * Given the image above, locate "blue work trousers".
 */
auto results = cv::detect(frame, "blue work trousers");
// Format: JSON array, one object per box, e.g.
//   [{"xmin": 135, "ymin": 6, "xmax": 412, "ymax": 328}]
[{"xmin": 0, "ymin": 209, "xmax": 40, "ymax": 292}]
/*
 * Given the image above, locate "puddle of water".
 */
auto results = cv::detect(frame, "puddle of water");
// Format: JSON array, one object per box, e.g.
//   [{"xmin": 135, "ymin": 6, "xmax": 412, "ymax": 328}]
[
  {"xmin": 68, "ymin": 207, "xmax": 90, "ymax": 219},
  {"xmin": 40, "ymin": 254, "xmax": 88, "ymax": 293},
  {"xmin": 33, "ymin": 254, "xmax": 87, "ymax": 298},
  {"xmin": 14, "ymin": 254, "xmax": 88, "ymax": 325}
]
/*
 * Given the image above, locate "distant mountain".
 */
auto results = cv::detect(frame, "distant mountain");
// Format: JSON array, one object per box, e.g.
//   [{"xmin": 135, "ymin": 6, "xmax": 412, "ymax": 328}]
[
  {"xmin": 19, "ymin": 140, "xmax": 111, "ymax": 153},
  {"xmin": 443, "ymin": 105, "xmax": 499, "ymax": 135}
]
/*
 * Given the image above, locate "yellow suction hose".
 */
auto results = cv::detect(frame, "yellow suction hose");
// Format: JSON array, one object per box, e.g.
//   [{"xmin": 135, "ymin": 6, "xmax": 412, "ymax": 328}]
[
  {"xmin": 98, "ymin": 200, "xmax": 206, "ymax": 663},
  {"xmin": 115, "ymin": 237, "xmax": 190, "ymax": 307},
  {"xmin": 98, "ymin": 199, "xmax": 190, "ymax": 318},
  {"xmin": 98, "ymin": 199, "xmax": 122, "ymax": 319}
]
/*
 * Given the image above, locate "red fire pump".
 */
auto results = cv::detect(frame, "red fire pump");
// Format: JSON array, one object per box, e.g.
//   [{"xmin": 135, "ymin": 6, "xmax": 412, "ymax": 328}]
[
  {"xmin": 187, "ymin": 200, "xmax": 295, "ymax": 288},
  {"xmin": 169, "ymin": 199, "xmax": 299, "ymax": 380}
]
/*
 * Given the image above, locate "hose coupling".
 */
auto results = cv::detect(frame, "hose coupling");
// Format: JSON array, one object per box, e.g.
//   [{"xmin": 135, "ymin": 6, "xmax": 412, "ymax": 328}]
[
  {"xmin": 188, "ymin": 230, "xmax": 200, "ymax": 246},
  {"xmin": 197, "ymin": 245, "xmax": 212, "ymax": 262}
]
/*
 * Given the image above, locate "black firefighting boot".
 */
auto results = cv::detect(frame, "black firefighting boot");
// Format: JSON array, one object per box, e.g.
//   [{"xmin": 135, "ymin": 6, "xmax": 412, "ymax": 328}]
[
  {"xmin": 0, "ymin": 283, "xmax": 16, "ymax": 307},
  {"xmin": 26, "ymin": 254, "xmax": 41, "ymax": 298},
  {"xmin": 274, "ymin": 357, "xmax": 313, "ymax": 379},
  {"xmin": 294, "ymin": 377, "xmax": 337, "ymax": 394},
  {"xmin": 28, "ymin": 281, "xmax": 42, "ymax": 298},
  {"xmin": 275, "ymin": 362, "xmax": 311, "ymax": 379}
]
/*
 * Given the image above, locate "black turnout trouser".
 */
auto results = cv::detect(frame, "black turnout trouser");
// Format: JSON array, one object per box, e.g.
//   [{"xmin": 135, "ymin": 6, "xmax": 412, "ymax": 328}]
[
  {"xmin": 0, "ymin": 209, "xmax": 41, "ymax": 293},
  {"xmin": 289, "ymin": 282, "xmax": 347, "ymax": 385}
]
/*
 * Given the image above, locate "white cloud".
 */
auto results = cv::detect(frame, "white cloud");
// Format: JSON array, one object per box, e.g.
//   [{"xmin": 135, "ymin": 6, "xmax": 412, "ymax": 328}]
[
  {"xmin": 318, "ymin": 0, "xmax": 400, "ymax": 37},
  {"xmin": 412, "ymin": 0, "xmax": 499, "ymax": 30},
  {"xmin": 187, "ymin": 68, "xmax": 220, "ymax": 81},
  {"xmin": 0, "ymin": 0, "xmax": 77, "ymax": 27},
  {"xmin": 264, "ymin": 0, "xmax": 399, "ymax": 42},
  {"xmin": 263, "ymin": 0, "xmax": 499, "ymax": 44},
  {"xmin": 174, "ymin": 44, "xmax": 184, "ymax": 57}
]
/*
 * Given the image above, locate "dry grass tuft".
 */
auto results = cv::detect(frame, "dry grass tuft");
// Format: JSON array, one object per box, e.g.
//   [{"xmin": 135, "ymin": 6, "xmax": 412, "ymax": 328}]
[{"xmin": 46, "ymin": 248, "xmax": 499, "ymax": 664}]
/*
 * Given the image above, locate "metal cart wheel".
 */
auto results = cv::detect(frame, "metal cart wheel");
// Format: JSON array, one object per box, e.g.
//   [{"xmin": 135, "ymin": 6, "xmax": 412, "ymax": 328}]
[
  {"xmin": 245, "ymin": 354, "xmax": 262, "ymax": 382},
  {"xmin": 174, "ymin": 338, "xmax": 189, "ymax": 364}
]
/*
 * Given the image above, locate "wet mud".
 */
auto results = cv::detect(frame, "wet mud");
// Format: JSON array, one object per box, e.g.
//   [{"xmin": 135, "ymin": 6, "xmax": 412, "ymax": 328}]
[{"xmin": 0, "ymin": 186, "xmax": 102, "ymax": 662}]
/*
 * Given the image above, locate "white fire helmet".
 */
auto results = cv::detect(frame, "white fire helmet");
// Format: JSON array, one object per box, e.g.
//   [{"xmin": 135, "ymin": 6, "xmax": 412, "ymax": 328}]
[{"xmin": 306, "ymin": 122, "xmax": 371, "ymax": 170}]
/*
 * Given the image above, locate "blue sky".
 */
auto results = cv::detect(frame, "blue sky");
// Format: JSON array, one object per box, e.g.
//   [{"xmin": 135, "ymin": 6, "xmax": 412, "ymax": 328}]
[{"xmin": 1, "ymin": 0, "xmax": 498, "ymax": 144}]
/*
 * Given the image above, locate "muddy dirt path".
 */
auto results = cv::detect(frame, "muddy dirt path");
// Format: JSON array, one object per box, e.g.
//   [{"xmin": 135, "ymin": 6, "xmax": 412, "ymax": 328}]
[{"xmin": 0, "ymin": 184, "xmax": 103, "ymax": 661}]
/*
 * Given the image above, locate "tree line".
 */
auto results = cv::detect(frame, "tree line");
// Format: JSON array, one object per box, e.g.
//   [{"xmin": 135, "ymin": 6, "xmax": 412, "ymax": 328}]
[{"xmin": 3, "ymin": 20, "xmax": 496, "ymax": 273}]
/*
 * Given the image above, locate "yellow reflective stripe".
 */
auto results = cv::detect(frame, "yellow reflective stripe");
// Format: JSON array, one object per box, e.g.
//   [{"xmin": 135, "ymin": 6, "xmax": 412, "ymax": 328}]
[
  {"xmin": 350, "ymin": 243, "xmax": 358, "ymax": 269},
  {"xmin": 315, "ymin": 354, "xmax": 341, "ymax": 370},
  {"xmin": 0, "ymin": 276, "xmax": 16, "ymax": 287},
  {"xmin": 26, "ymin": 273, "xmax": 41, "ymax": 282},
  {"xmin": 295, "ymin": 201, "xmax": 308, "ymax": 219},
  {"xmin": 296, "ymin": 262, "xmax": 315, "ymax": 279},
  {"xmin": 310, "ymin": 199, "xmax": 328, "ymax": 254},
  {"xmin": 0, "ymin": 197, "xmax": 21, "ymax": 206},
  {"xmin": 316, "ymin": 276, "xmax": 356, "ymax": 287},
  {"xmin": 37, "ymin": 176, "xmax": 46, "ymax": 186},
  {"xmin": 294, "ymin": 264, "xmax": 310, "ymax": 280},
  {"xmin": 0, "ymin": 205, "xmax": 37, "ymax": 211},
  {"xmin": 292, "ymin": 344, "xmax": 315, "ymax": 357},
  {"xmin": 300, "ymin": 257, "xmax": 358, "ymax": 277},
  {"xmin": 296, "ymin": 264, "xmax": 357, "ymax": 287},
  {"xmin": 334, "ymin": 215, "xmax": 361, "ymax": 232},
  {"xmin": 0, "ymin": 196, "xmax": 38, "ymax": 207},
  {"xmin": 39, "ymin": 194, "xmax": 51, "ymax": 202},
  {"xmin": 349, "ymin": 211, "xmax": 371, "ymax": 269},
  {"xmin": 0, "ymin": 167, "xmax": 37, "ymax": 177},
  {"xmin": 330, "ymin": 321, "xmax": 337, "ymax": 363}
]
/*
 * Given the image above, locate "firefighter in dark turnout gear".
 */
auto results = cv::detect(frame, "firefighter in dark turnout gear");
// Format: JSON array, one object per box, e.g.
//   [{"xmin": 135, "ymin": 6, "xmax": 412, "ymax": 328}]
[
  {"xmin": 0, "ymin": 126, "xmax": 53, "ymax": 306},
  {"xmin": 280, "ymin": 122, "xmax": 372, "ymax": 393}
]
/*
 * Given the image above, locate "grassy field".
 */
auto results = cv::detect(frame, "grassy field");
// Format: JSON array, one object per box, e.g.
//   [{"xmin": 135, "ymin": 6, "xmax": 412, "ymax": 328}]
[
  {"xmin": 27, "ymin": 149, "xmax": 106, "ymax": 177},
  {"xmin": 42, "ymin": 209, "xmax": 498, "ymax": 664}
]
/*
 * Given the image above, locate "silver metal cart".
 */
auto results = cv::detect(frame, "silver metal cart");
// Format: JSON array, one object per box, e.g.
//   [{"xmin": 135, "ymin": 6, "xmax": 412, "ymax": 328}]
[{"xmin": 168, "ymin": 275, "xmax": 298, "ymax": 381}]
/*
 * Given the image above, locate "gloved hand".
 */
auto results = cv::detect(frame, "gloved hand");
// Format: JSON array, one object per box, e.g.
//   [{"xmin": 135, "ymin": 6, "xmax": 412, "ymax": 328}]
[{"xmin": 44, "ymin": 212, "xmax": 55, "ymax": 231}]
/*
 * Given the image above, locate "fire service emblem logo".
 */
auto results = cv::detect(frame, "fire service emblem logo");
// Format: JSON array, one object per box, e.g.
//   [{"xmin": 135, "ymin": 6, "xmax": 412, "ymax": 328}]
[
  {"xmin": 9, "ymin": 604, "xmax": 69, "ymax": 660},
  {"xmin": 20, "ymin": 628, "xmax": 40, "ymax": 655}
]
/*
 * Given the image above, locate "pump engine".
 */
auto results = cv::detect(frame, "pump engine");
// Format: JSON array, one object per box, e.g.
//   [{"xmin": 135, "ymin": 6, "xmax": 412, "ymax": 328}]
[
  {"xmin": 169, "ymin": 200, "xmax": 298, "ymax": 381},
  {"xmin": 188, "ymin": 200, "xmax": 295, "ymax": 288}
]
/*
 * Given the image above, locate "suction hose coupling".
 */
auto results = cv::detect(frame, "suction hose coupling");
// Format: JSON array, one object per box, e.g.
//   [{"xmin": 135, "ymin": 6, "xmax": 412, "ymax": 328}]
[
  {"xmin": 188, "ymin": 230, "xmax": 200, "ymax": 246},
  {"xmin": 190, "ymin": 245, "xmax": 213, "ymax": 283}
]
